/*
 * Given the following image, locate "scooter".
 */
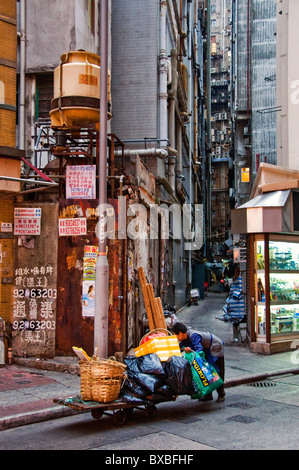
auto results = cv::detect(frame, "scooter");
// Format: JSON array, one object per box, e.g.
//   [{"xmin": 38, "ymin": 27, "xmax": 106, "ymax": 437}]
[{"xmin": 187, "ymin": 288, "xmax": 200, "ymax": 306}]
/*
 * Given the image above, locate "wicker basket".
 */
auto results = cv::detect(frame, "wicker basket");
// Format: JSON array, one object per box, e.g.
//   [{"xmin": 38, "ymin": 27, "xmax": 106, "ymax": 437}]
[
  {"xmin": 80, "ymin": 357, "xmax": 127, "ymax": 403},
  {"xmin": 79, "ymin": 361, "xmax": 93, "ymax": 401}
]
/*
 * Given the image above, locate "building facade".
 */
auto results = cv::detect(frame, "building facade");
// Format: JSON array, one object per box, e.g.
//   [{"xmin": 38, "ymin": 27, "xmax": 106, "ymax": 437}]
[{"xmin": 0, "ymin": 0, "xmax": 208, "ymax": 359}]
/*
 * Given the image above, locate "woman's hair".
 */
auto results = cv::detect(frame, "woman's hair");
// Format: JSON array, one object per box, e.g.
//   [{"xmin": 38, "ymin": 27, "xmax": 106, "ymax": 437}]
[{"xmin": 172, "ymin": 322, "xmax": 187, "ymax": 335}]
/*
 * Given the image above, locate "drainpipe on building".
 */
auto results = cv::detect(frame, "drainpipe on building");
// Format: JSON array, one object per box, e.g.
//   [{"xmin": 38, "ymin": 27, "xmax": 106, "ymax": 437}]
[
  {"xmin": 187, "ymin": 1, "xmax": 193, "ymax": 286},
  {"xmin": 18, "ymin": 0, "xmax": 26, "ymax": 150},
  {"xmin": 159, "ymin": 1, "xmax": 169, "ymax": 174},
  {"xmin": 168, "ymin": 49, "xmax": 178, "ymax": 192},
  {"xmin": 206, "ymin": 0, "xmax": 212, "ymax": 256},
  {"xmin": 94, "ymin": 0, "xmax": 109, "ymax": 359}
]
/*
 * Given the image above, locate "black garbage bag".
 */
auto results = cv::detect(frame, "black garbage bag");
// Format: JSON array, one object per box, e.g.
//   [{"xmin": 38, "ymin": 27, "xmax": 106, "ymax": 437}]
[
  {"xmin": 133, "ymin": 371, "xmax": 163, "ymax": 393},
  {"xmin": 120, "ymin": 394, "xmax": 150, "ymax": 405},
  {"xmin": 162, "ymin": 356, "xmax": 195, "ymax": 396},
  {"xmin": 124, "ymin": 354, "xmax": 165, "ymax": 376},
  {"xmin": 121, "ymin": 370, "xmax": 148, "ymax": 399},
  {"xmin": 156, "ymin": 385, "xmax": 175, "ymax": 397}
]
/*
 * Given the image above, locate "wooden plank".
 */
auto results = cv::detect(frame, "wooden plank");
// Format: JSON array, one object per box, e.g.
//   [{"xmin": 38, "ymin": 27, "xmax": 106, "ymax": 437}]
[
  {"xmin": 146, "ymin": 283, "xmax": 160, "ymax": 329},
  {"xmin": 155, "ymin": 297, "xmax": 167, "ymax": 330},
  {"xmin": 138, "ymin": 267, "xmax": 155, "ymax": 331}
]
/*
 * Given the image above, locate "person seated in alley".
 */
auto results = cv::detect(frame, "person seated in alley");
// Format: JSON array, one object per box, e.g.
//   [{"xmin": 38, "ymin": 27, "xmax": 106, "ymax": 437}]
[{"xmin": 172, "ymin": 322, "xmax": 226, "ymax": 402}]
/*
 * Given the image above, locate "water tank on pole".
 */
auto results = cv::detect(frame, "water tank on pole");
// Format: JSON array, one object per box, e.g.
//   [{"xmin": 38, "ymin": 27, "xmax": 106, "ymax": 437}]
[{"xmin": 49, "ymin": 50, "xmax": 111, "ymax": 127}]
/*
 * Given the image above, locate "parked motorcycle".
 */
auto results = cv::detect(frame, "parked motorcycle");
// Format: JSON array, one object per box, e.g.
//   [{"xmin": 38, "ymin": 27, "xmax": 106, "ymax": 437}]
[{"xmin": 187, "ymin": 288, "xmax": 200, "ymax": 306}]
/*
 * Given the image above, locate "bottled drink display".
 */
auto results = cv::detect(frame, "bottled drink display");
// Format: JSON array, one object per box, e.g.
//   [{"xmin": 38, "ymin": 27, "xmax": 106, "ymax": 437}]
[{"xmin": 256, "ymin": 241, "xmax": 299, "ymax": 336}]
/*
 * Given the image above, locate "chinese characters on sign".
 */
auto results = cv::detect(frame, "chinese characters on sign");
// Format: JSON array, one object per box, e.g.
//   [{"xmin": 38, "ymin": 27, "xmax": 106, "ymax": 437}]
[
  {"xmin": 58, "ymin": 218, "xmax": 87, "ymax": 236},
  {"xmin": 66, "ymin": 165, "xmax": 96, "ymax": 199},
  {"xmin": 14, "ymin": 207, "xmax": 42, "ymax": 236},
  {"xmin": 12, "ymin": 264, "xmax": 56, "ymax": 349}
]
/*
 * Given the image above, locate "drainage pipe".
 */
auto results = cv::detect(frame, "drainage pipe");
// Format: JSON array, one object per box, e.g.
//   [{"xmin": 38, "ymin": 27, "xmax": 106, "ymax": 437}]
[
  {"xmin": 18, "ymin": 0, "xmax": 26, "ymax": 150},
  {"xmin": 94, "ymin": 0, "xmax": 109, "ymax": 359}
]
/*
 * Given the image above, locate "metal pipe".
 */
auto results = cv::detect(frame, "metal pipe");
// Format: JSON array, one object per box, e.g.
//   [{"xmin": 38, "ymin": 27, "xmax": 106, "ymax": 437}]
[
  {"xmin": 0, "ymin": 175, "xmax": 58, "ymax": 186},
  {"xmin": 94, "ymin": 0, "xmax": 109, "ymax": 359},
  {"xmin": 159, "ymin": 1, "xmax": 169, "ymax": 151},
  {"xmin": 207, "ymin": 0, "xmax": 212, "ymax": 255},
  {"xmin": 114, "ymin": 147, "xmax": 168, "ymax": 158},
  {"xmin": 19, "ymin": 0, "xmax": 26, "ymax": 150}
]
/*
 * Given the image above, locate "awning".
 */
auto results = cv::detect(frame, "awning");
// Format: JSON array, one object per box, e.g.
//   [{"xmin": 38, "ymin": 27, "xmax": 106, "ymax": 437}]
[
  {"xmin": 238, "ymin": 190, "xmax": 290, "ymax": 209},
  {"xmin": 231, "ymin": 190, "xmax": 293, "ymax": 234}
]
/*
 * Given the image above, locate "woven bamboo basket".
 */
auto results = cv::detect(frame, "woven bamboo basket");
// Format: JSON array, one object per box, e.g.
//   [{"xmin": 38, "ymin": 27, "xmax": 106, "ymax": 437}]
[
  {"xmin": 80, "ymin": 357, "xmax": 127, "ymax": 403},
  {"xmin": 79, "ymin": 361, "xmax": 93, "ymax": 401}
]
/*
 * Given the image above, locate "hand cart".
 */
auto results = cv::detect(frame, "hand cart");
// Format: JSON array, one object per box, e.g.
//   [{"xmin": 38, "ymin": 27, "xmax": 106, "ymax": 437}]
[{"xmin": 53, "ymin": 395, "xmax": 177, "ymax": 426}]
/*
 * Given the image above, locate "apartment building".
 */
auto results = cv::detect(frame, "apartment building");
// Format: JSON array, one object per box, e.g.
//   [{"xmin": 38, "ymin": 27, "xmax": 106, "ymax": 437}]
[
  {"xmin": 2, "ymin": 0, "xmax": 207, "ymax": 359},
  {"xmin": 209, "ymin": 0, "xmax": 232, "ymax": 249}
]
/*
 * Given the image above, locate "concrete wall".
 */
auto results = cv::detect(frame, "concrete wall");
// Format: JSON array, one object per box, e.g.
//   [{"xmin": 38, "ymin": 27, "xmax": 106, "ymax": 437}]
[
  {"xmin": 25, "ymin": 0, "xmax": 99, "ymax": 73},
  {"xmin": 12, "ymin": 203, "xmax": 58, "ymax": 358}
]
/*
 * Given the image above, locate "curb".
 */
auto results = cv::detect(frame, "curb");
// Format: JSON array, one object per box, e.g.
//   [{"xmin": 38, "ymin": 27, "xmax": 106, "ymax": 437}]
[
  {"xmin": 0, "ymin": 403, "xmax": 82, "ymax": 431},
  {"xmin": 1, "ymin": 367, "xmax": 299, "ymax": 431},
  {"xmin": 12, "ymin": 357, "xmax": 80, "ymax": 375},
  {"xmin": 224, "ymin": 366, "xmax": 299, "ymax": 388}
]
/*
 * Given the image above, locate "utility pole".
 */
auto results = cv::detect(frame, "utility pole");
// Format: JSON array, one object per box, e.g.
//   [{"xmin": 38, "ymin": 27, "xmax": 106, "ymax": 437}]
[{"xmin": 94, "ymin": 0, "xmax": 109, "ymax": 358}]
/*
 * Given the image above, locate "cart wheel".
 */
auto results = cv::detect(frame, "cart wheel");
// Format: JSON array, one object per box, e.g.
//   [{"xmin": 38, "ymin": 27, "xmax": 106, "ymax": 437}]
[
  {"xmin": 113, "ymin": 410, "xmax": 127, "ymax": 426},
  {"xmin": 91, "ymin": 408, "xmax": 104, "ymax": 420},
  {"xmin": 145, "ymin": 404, "xmax": 157, "ymax": 419}
]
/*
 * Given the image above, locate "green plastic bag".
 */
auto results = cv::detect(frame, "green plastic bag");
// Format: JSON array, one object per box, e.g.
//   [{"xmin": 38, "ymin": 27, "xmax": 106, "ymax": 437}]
[{"xmin": 184, "ymin": 350, "xmax": 223, "ymax": 399}]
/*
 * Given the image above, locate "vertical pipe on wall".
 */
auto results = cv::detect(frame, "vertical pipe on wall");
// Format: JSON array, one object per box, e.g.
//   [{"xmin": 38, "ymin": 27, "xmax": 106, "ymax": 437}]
[
  {"xmin": 19, "ymin": 0, "xmax": 26, "ymax": 150},
  {"xmin": 187, "ymin": 0, "xmax": 192, "ymax": 285},
  {"xmin": 206, "ymin": 0, "xmax": 212, "ymax": 255},
  {"xmin": 159, "ymin": 1, "xmax": 169, "ymax": 151},
  {"xmin": 95, "ymin": 0, "xmax": 109, "ymax": 358}
]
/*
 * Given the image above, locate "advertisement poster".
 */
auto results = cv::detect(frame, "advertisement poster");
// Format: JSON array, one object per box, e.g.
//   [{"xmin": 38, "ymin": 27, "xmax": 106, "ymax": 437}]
[
  {"xmin": 82, "ymin": 246, "xmax": 98, "ymax": 317},
  {"xmin": 82, "ymin": 280, "xmax": 95, "ymax": 317},
  {"xmin": 66, "ymin": 165, "xmax": 96, "ymax": 199},
  {"xmin": 14, "ymin": 207, "xmax": 42, "ymax": 236},
  {"xmin": 58, "ymin": 218, "xmax": 87, "ymax": 236}
]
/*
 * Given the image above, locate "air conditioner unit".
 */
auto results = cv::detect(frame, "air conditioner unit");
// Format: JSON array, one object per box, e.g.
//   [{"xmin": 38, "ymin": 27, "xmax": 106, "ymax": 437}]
[
  {"xmin": 211, "ymin": 68, "xmax": 216, "ymax": 73},
  {"xmin": 222, "ymin": 113, "xmax": 227, "ymax": 120}
]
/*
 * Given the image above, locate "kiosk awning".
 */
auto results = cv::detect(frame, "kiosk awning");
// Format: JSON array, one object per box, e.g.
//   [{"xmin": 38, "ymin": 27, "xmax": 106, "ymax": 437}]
[{"xmin": 231, "ymin": 190, "xmax": 293, "ymax": 234}]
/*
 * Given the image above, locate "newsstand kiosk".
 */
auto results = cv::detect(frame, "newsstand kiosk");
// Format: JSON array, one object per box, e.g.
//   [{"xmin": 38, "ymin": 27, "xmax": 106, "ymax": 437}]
[{"xmin": 231, "ymin": 164, "xmax": 299, "ymax": 354}]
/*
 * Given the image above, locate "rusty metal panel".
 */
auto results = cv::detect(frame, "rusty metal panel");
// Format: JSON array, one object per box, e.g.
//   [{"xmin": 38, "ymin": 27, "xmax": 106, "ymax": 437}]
[{"xmin": 56, "ymin": 198, "xmax": 127, "ymax": 357}]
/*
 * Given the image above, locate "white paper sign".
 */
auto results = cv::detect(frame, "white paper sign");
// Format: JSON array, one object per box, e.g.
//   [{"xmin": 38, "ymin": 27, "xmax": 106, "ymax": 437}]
[
  {"xmin": 59, "ymin": 218, "xmax": 87, "ymax": 236},
  {"xmin": 14, "ymin": 218, "xmax": 41, "ymax": 235},
  {"xmin": 66, "ymin": 165, "xmax": 96, "ymax": 199}
]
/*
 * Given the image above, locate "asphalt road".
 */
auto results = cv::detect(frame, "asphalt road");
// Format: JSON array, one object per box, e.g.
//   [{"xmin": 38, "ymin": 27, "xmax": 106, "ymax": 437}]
[{"xmin": 0, "ymin": 372, "xmax": 298, "ymax": 451}]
